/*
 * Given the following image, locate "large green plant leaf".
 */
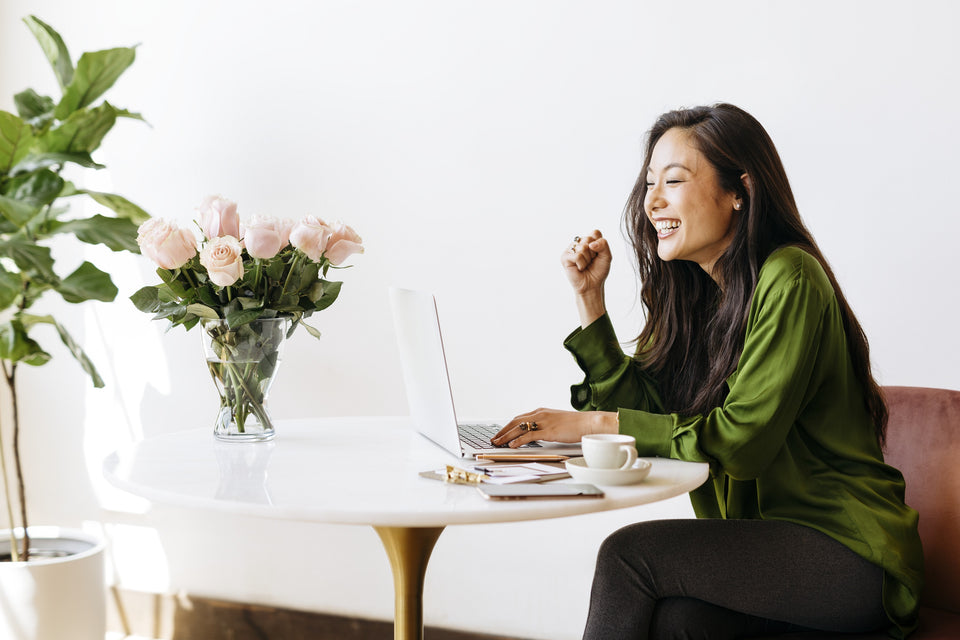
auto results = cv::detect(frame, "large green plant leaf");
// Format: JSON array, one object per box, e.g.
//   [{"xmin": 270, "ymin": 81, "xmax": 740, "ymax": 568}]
[
  {"xmin": 0, "ymin": 194, "xmax": 41, "ymax": 228},
  {"xmin": 0, "ymin": 110, "xmax": 35, "ymax": 174},
  {"xmin": 23, "ymin": 16, "xmax": 74, "ymax": 92},
  {"xmin": 49, "ymin": 317, "xmax": 104, "ymax": 386},
  {"xmin": 81, "ymin": 190, "xmax": 150, "ymax": 223},
  {"xmin": 52, "ymin": 214, "xmax": 140, "ymax": 252},
  {"xmin": 3, "ymin": 169, "xmax": 64, "ymax": 207},
  {"xmin": 55, "ymin": 47, "xmax": 136, "ymax": 120},
  {"xmin": 0, "ymin": 237, "xmax": 57, "ymax": 282},
  {"xmin": 0, "ymin": 319, "xmax": 51, "ymax": 366},
  {"xmin": 9, "ymin": 152, "xmax": 104, "ymax": 175},
  {"xmin": 12, "ymin": 314, "xmax": 104, "ymax": 385},
  {"xmin": 14, "ymin": 89, "xmax": 55, "ymax": 124},
  {"xmin": 0, "ymin": 265, "xmax": 22, "ymax": 310},
  {"xmin": 57, "ymin": 261, "xmax": 118, "ymax": 303},
  {"xmin": 39, "ymin": 102, "xmax": 118, "ymax": 155}
]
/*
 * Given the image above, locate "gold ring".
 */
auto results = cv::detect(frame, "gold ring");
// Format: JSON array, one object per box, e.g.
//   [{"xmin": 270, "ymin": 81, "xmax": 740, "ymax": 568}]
[{"xmin": 520, "ymin": 422, "xmax": 540, "ymax": 432}]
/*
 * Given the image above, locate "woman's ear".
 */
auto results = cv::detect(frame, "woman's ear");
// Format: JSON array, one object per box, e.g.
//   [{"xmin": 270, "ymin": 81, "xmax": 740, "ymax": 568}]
[{"xmin": 734, "ymin": 173, "xmax": 752, "ymax": 211}]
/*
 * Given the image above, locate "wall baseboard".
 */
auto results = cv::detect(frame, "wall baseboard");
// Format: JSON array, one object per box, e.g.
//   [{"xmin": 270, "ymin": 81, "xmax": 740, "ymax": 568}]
[{"xmin": 109, "ymin": 587, "xmax": 528, "ymax": 640}]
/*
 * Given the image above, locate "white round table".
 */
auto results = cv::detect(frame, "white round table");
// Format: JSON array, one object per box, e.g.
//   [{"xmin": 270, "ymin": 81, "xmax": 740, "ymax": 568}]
[{"xmin": 103, "ymin": 417, "xmax": 709, "ymax": 640}]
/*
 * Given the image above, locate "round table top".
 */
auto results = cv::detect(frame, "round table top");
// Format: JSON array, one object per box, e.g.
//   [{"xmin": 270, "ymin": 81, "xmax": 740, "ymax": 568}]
[{"xmin": 103, "ymin": 417, "xmax": 709, "ymax": 527}]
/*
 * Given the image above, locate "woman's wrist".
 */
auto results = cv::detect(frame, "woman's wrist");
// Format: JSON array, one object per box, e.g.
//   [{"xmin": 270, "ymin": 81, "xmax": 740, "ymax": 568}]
[
  {"xmin": 576, "ymin": 290, "xmax": 606, "ymax": 328},
  {"xmin": 592, "ymin": 411, "xmax": 620, "ymax": 435}
]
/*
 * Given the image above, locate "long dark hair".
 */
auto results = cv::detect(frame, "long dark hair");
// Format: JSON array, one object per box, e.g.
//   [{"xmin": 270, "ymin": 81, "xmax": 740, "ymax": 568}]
[{"xmin": 626, "ymin": 104, "xmax": 887, "ymax": 444}]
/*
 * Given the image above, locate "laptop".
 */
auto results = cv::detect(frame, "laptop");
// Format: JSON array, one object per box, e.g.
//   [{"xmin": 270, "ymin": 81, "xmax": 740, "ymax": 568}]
[{"xmin": 389, "ymin": 287, "xmax": 582, "ymax": 459}]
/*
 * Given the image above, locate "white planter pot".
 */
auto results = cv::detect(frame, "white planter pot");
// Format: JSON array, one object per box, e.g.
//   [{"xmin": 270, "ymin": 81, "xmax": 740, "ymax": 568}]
[{"xmin": 0, "ymin": 526, "xmax": 106, "ymax": 640}]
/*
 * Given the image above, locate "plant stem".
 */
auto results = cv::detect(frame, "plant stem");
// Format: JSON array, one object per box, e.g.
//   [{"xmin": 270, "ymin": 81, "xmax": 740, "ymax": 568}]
[
  {"xmin": 9, "ymin": 362, "xmax": 29, "ymax": 561},
  {"xmin": 0, "ymin": 361, "xmax": 21, "ymax": 562}
]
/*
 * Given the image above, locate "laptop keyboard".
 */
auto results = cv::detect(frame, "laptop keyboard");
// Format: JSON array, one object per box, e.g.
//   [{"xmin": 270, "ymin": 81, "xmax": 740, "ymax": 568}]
[{"xmin": 458, "ymin": 423, "xmax": 542, "ymax": 450}]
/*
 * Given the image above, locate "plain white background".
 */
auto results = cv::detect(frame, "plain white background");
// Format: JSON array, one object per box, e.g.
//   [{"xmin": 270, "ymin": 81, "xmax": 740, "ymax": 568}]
[{"xmin": 2, "ymin": 2, "xmax": 958, "ymax": 638}]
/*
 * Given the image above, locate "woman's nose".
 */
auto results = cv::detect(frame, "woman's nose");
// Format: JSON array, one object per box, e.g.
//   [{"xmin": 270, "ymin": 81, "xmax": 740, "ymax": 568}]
[{"xmin": 646, "ymin": 185, "xmax": 664, "ymax": 212}]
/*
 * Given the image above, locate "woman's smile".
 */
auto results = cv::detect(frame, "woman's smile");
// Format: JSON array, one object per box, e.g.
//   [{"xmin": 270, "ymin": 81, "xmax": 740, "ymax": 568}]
[{"xmin": 653, "ymin": 218, "xmax": 681, "ymax": 238}]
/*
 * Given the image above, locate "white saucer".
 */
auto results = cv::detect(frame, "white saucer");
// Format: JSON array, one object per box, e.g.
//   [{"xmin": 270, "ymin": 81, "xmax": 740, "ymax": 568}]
[{"xmin": 565, "ymin": 457, "xmax": 652, "ymax": 486}]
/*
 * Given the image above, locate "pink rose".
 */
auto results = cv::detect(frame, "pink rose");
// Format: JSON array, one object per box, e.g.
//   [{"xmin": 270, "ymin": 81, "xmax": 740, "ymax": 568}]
[
  {"xmin": 200, "ymin": 236, "xmax": 244, "ymax": 287},
  {"xmin": 136, "ymin": 218, "xmax": 198, "ymax": 269},
  {"xmin": 198, "ymin": 195, "xmax": 241, "ymax": 240},
  {"xmin": 242, "ymin": 216, "xmax": 294, "ymax": 259},
  {"xmin": 289, "ymin": 216, "xmax": 332, "ymax": 262},
  {"xmin": 324, "ymin": 221, "xmax": 364, "ymax": 265}
]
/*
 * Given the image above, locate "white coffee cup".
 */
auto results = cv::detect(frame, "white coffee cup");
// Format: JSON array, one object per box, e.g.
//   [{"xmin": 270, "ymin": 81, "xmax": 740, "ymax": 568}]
[{"xmin": 581, "ymin": 434, "xmax": 638, "ymax": 470}]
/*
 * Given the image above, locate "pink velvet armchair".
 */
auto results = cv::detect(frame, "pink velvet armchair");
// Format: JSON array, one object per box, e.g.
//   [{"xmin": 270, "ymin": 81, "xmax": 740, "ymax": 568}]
[{"xmin": 755, "ymin": 386, "xmax": 960, "ymax": 639}]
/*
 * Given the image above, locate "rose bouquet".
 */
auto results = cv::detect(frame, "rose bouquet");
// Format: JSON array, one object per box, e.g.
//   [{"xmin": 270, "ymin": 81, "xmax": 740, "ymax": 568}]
[{"xmin": 131, "ymin": 196, "xmax": 363, "ymax": 440}]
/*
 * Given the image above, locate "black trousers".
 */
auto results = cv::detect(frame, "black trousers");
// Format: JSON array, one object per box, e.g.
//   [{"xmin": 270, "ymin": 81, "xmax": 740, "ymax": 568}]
[{"xmin": 583, "ymin": 519, "xmax": 888, "ymax": 640}]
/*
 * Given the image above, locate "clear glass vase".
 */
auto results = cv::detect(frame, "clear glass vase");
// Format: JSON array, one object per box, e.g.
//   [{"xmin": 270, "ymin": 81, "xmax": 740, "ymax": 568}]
[{"xmin": 201, "ymin": 317, "xmax": 289, "ymax": 442}]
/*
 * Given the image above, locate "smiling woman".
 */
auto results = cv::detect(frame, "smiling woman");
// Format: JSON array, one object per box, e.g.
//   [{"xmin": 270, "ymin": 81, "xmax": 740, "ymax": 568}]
[{"xmin": 493, "ymin": 104, "xmax": 924, "ymax": 640}]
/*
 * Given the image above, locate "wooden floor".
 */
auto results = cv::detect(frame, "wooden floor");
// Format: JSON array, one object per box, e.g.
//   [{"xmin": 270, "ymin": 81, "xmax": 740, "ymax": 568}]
[{"xmin": 109, "ymin": 588, "xmax": 528, "ymax": 640}]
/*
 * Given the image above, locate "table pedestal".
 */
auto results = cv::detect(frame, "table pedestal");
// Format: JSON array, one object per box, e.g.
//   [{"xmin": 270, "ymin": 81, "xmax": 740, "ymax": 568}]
[{"xmin": 375, "ymin": 526, "xmax": 446, "ymax": 640}]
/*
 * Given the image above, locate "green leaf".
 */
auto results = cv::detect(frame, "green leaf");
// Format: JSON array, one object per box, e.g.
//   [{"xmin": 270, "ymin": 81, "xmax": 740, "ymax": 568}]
[
  {"xmin": 53, "ymin": 214, "xmax": 140, "ymax": 252},
  {"xmin": 57, "ymin": 261, "xmax": 118, "ymax": 303},
  {"xmin": 129, "ymin": 285, "xmax": 161, "ymax": 312},
  {"xmin": 297, "ymin": 261, "xmax": 320, "ymax": 291},
  {"xmin": 17, "ymin": 314, "xmax": 104, "ymax": 385},
  {"xmin": 0, "ymin": 236, "xmax": 58, "ymax": 282},
  {"xmin": 0, "ymin": 319, "xmax": 51, "ymax": 366},
  {"xmin": 185, "ymin": 303, "xmax": 219, "ymax": 319},
  {"xmin": 23, "ymin": 16, "xmax": 74, "ymax": 92},
  {"xmin": 3, "ymin": 168, "xmax": 65, "ymax": 207},
  {"xmin": 80, "ymin": 190, "xmax": 150, "ymax": 223},
  {"xmin": 50, "ymin": 317, "xmax": 104, "ymax": 386},
  {"xmin": 55, "ymin": 47, "xmax": 136, "ymax": 120},
  {"xmin": 225, "ymin": 307, "xmax": 264, "ymax": 329},
  {"xmin": 14, "ymin": 89, "xmax": 55, "ymax": 124},
  {"xmin": 197, "ymin": 285, "xmax": 220, "ymax": 307},
  {"xmin": 312, "ymin": 280, "xmax": 342, "ymax": 311},
  {"xmin": 265, "ymin": 257, "xmax": 286, "ymax": 280},
  {"xmin": 300, "ymin": 320, "xmax": 322, "ymax": 340},
  {"xmin": 0, "ymin": 265, "xmax": 22, "ymax": 310},
  {"xmin": 9, "ymin": 152, "xmax": 104, "ymax": 174},
  {"xmin": 0, "ymin": 194, "xmax": 41, "ymax": 228},
  {"xmin": 40, "ymin": 102, "xmax": 119, "ymax": 155},
  {"xmin": 0, "ymin": 110, "xmax": 35, "ymax": 174}
]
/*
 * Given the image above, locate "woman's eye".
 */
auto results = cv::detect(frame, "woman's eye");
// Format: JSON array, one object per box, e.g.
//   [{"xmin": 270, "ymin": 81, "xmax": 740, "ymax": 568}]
[{"xmin": 666, "ymin": 180, "xmax": 683, "ymax": 185}]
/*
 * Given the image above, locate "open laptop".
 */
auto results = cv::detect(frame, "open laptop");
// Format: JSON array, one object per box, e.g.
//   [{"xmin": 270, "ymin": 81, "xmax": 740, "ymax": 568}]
[{"xmin": 389, "ymin": 287, "xmax": 582, "ymax": 459}]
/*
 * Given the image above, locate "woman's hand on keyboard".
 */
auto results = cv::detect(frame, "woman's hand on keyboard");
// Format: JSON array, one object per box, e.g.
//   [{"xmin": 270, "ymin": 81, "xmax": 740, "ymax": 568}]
[{"xmin": 491, "ymin": 409, "xmax": 618, "ymax": 449}]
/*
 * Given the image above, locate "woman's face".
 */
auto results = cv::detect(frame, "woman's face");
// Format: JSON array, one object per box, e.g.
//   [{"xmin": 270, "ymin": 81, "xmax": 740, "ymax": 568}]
[{"xmin": 644, "ymin": 128, "xmax": 740, "ymax": 280}]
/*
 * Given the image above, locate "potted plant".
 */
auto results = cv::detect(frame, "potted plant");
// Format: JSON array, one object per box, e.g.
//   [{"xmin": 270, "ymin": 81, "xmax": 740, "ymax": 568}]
[{"xmin": 0, "ymin": 16, "xmax": 147, "ymax": 640}]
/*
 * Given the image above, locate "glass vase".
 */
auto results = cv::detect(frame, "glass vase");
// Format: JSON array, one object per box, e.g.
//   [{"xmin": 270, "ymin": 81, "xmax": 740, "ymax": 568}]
[{"xmin": 201, "ymin": 317, "xmax": 289, "ymax": 442}]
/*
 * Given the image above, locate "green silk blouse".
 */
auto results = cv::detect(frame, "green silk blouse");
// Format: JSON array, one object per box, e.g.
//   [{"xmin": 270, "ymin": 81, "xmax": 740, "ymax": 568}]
[{"xmin": 564, "ymin": 246, "xmax": 923, "ymax": 638}]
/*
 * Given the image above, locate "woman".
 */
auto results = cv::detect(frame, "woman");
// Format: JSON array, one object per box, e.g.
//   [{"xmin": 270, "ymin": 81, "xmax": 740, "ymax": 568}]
[{"xmin": 492, "ymin": 104, "xmax": 923, "ymax": 639}]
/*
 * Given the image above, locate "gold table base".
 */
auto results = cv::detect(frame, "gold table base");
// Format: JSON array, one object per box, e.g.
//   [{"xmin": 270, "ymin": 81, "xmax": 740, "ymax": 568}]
[{"xmin": 375, "ymin": 526, "xmax": 446, "ymax": 640}]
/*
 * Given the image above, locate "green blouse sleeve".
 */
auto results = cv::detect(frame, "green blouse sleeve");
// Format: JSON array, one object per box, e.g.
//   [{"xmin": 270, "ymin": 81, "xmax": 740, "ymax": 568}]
[{"xmin": 563, "ymin": 313, "xmax": 665, "ymax": 416}]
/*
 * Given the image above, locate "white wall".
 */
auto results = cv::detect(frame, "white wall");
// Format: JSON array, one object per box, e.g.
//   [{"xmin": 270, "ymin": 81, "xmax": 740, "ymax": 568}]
[{"xmin": 2, "ymin": 1, "xmax": 958, "ymax": 638}]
